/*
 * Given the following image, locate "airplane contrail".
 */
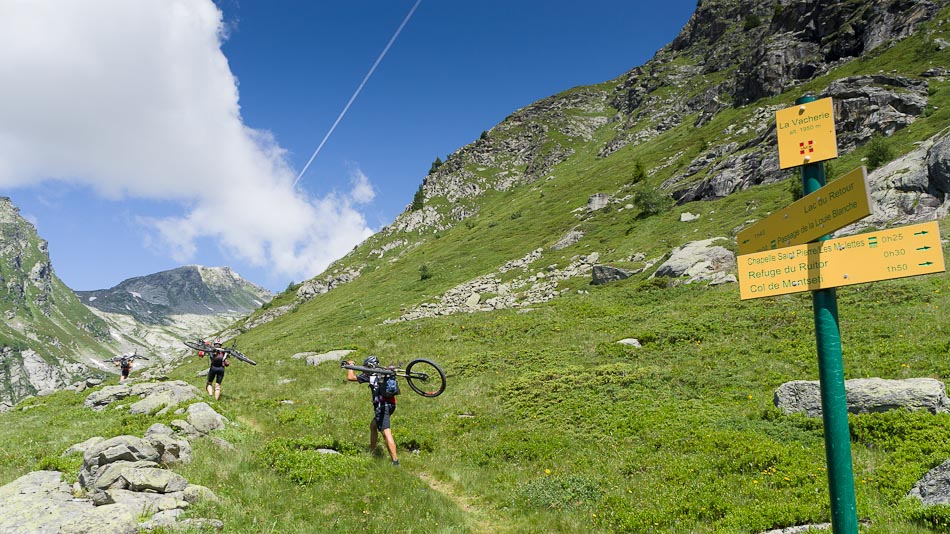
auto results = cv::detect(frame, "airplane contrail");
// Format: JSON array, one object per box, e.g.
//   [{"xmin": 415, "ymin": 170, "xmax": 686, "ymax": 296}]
[{"xmin": 294, "ymin": 0, "xmax": 423, "ymax": 187}]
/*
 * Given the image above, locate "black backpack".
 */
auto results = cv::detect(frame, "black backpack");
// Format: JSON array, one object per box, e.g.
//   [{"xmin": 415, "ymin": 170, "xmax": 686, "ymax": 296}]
[
  {"xmin": 377, "ymin": 374, "xmax": 400, "ymax": 397},
  {"xmin": 211, "ymin": 351, "xmax": 227, "ymax": 367}
]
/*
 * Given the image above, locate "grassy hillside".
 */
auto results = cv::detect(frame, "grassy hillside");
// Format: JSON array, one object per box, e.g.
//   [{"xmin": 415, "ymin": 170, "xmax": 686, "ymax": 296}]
[{"xmin": 4, "ymin": 4, "xmax": 950, "ymax": 533}]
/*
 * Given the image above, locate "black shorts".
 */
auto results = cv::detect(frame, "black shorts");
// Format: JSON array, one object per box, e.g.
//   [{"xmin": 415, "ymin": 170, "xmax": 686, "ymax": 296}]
[
  {"xmin": 120, "ymin": 367, "xmax": 130, "ymax": 378},
  {"xmin": 207, "ymin": 366, "xmax": 225, "ymax": 384},
  {"xmin": 373, "ymin": 401, "xmax": 396, "ymax": 431}
]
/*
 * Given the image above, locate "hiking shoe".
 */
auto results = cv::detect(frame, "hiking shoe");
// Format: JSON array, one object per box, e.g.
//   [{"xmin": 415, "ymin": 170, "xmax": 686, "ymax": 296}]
[{"xmin": 393, "ymin": 460, "xmax": 400, "ymax": 466}]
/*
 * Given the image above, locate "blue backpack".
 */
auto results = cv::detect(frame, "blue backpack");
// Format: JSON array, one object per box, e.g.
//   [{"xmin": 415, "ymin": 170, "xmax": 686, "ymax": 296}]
[{"xmin": 378, "ymin": 374, "xmax": 400, "ymax": 397}]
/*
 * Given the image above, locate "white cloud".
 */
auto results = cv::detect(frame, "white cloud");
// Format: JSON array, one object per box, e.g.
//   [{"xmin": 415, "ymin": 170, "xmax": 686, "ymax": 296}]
[
  {"xmin": 349, "ymin": 168, "xmax": 376, "ymax": 205},
  {"xmin": 0, "ymin": 0, "xmax": 376, "ymax": 281}
]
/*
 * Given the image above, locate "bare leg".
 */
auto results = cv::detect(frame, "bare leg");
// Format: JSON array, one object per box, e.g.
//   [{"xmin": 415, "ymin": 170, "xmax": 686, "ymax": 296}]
[
  {"xmin": 369, "ymin": 420, "xmax": 379, "ymax": 450},
  {"xmin": 214, "ymin": 383, "xmax": 221, "ymax": 400},
  {"xmin": 206, "ymin": 383, "xmax": 213, "ymax": 396},
  {"xmin": 381, "ymin": 428, "xmax": 398, "ymax": 464}
]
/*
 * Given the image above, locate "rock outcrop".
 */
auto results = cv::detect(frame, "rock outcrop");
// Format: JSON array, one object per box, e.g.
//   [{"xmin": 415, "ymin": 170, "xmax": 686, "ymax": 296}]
[
  {"xmin": 774, "ymin": 378, "xmax": 950, "ymax": 417},
  {"xmin": 909, "ymin": 460, "xmax": 950, "ymax": 506},
  {"xmin": 0, "ymin": 382, "xmax": 230, "ymax": 533}
]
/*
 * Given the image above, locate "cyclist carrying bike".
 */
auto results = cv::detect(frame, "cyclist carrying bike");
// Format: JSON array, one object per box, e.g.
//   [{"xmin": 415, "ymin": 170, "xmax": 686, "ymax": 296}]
[
  {"xmin": 115, "ymin": 353, "xmax": 134, "ymax": 382},
  {"xmin": 199, "ymin": 338, "xmax": 230, "ymax": 400},
  {"xmin": 345, "ymin": 356, "xmax": 400, "ymax": 466}
]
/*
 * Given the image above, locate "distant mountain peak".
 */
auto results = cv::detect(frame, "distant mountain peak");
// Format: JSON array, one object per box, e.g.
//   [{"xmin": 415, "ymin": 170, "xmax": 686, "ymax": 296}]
[{"xmin": 78, "ymin": 265, "xmax": 273, "ymax": 325}]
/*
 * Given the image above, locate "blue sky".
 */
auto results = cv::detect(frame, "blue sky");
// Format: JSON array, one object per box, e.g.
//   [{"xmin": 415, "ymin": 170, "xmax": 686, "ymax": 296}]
[{"xmin": 1, "ymin": 1, "xmax": 696, "ymax": 293}]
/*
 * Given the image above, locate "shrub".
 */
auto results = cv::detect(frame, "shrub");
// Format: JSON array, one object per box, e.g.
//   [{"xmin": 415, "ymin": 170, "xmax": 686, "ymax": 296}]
[
  {"xmin": 631, "ymin": 159, "xmax": 647, "ymax": 184},
  {"xmin": 419, "ymin": 264, "xmax": 433, "ymax": 281},
  {"xmin": 866, "ymin": 134, "xmax": 894, "ymax": 170},
  {"xmin": 743, "ymin": 15, "xmax": 762, "ymax": 31},
  {"xmin": 632, "ymin": 187, "xmax": 671, "ymax": 217}
]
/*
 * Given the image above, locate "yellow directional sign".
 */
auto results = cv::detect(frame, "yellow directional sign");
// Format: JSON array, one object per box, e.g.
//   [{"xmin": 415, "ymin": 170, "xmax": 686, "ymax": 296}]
[
  {"xmin": 737, "ymin": 166, "xmax": 872, "ymax": 255},
  {"xmin": 776, "ymin": 97, "xmax": 838, "ymax": 169},
  {"xmin": 738, "ymin": 221, "xmax": 945, "ymax": 300}
]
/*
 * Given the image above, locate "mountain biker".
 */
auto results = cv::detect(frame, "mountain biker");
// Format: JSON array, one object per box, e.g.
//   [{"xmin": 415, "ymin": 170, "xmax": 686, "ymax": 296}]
[
  {"xmin": 115, "ymin": 353, "xmax": 134, "ymax": 382},
  {"xmin": 199, "ymin": 338, "xmax": 230, "ymax": 400},
  {"xmin": 345, "ymin": 356, "xmax": 399, "ymax": 466}
]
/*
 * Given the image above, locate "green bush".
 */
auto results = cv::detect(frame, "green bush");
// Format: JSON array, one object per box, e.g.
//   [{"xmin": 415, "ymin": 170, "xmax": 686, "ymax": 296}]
[
  {"xmin": 631, "ymin": 159, "xmax": 647, "ymax": 184},
  {"xmin": 418, "ymin": 264, "xmax": 433, "ymax": 281},
  {"xmin": 632, "ymin": 187, "xmax": 671, "ymax": 217},
  {"xmin": 866, "ymin": 134, "xmax": 894, "ymax": 170}
]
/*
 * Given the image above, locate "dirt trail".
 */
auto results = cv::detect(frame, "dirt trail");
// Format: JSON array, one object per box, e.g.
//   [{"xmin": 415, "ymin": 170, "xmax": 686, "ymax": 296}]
[{"xmin": 416, "ymin": 472, "xmax": 507, "ymax": 534}]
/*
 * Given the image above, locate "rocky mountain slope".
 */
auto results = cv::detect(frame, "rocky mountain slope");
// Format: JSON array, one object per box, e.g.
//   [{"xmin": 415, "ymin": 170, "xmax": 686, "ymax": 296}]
[
  {"xmin": 77, "ymin": 266, "xmax": 271, "ymax": 325},
  {"xmin": 243, "ymin": 0, "xmax": 950, "ymax": 329},
  {"xmin": 77, "ymin": 266, "xmax": 272, "ymax": 363},
  {"xmin": 0, "ymin": 197, "xmax": 112, "ymax": 409}
]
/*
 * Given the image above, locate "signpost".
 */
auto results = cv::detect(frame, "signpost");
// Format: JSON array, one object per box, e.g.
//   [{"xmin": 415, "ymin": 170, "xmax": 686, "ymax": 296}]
[
  {"xmin": 737, "ymin": 93, "xmax": 947, "ymax": 534},
  {"xmin": 737, "ymin": 166, "xmax": 872, "ymax": 255},
  {"xmin": 738, "ymin": 221, "xmax": 945, "ymax": 299}
]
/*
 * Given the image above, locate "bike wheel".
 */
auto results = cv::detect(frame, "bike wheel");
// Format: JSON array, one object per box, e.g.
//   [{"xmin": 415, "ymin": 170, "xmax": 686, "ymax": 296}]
[
  {"xmin": 228, "ymin": 349, "xmax": 257, "ymax": 365},
  {"xmin": 404, "ymin": 359, "xmax": 446, "ymax": 398},
  {"xmin": 183, "ymin": 340, "xmax": 209, "ymax": 351}
]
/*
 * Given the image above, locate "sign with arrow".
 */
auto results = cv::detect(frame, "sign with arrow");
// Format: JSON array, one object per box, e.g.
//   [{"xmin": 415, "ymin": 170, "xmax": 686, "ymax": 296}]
[
  {"xmin": 737, "ymin": 166, "xmax": 872, "ymax": 255},
  {"xmin": 738, "ymin": 220, "xmax": 946, "ymax": 299}
]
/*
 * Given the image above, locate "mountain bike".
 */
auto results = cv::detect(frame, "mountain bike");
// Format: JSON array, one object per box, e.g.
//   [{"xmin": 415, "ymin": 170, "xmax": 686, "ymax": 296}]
[
  {"xmin": 183, "ymin": 339, "xmax": 257, "ymax": 365},
  {"xmin": 104, "ymin": 351, "xmax": 149, "ymax": 365},
  {"xmin": 341, "ymin": 358, "xmax": 446, "ymax": 398}
]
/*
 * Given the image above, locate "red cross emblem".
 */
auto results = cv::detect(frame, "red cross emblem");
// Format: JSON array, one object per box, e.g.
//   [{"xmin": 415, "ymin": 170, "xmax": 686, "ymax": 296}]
[{"xmin": 799, "ymin": 140, "xmax": 814, "ymax": 155}]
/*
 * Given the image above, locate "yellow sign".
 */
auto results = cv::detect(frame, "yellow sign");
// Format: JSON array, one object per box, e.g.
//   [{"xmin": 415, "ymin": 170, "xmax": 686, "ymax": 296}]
[
  {"xmin": 737, "ymin": 166, "xmax": 872, "ymax": 255},
  {"xmin": 738, "ymin": 221, "xmax": 945, "ymax": 300},
  {"xmin": 776, "ymin": 97, "xmax": 838, "ymax": 169}
]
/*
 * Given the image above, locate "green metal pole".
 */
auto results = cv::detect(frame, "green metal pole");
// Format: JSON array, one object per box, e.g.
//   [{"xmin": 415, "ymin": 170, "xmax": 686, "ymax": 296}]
[{"xmin": 797, "ymin": 95, "xmax": 858, "ymax": 533}]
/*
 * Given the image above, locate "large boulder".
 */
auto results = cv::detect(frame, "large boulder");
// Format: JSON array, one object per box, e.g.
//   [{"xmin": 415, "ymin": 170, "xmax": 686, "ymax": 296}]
[
  {"xmin": 591, "ymin": 265, "xmax": 634, "ymax": 285},
  {"xmin": 652, "ymin": 238, "xmax": 737, "ymax": 285},
  {"xmin": 63, "ymin": 436, "xmax": 105, "ymax": 457},
  {"xmin": 83, "ymin": 436, "xmax": 160, "ymax": 469},
  {"xmin": 80, "ymin": 436, "xmax": 161, "ymax": 490},
  {"xmin": 304, "ymin": 349, "xmax": 355, "ymax": 367},
  {"xmin": 834, "ymin": 131, "xmax": 950, "ymax": 236},
  {"xmin": 89, "ymin": 460, "xmax": 160, "ymax": 491},
  {"xmin": 84, "ymin": 385, "xmax": 132, "ymax": 411},
  {"xmin": 908, "ymin": 460, "xmax": 950, "ymax": 506},
  {"xmin": 0, "ymin": 471, "xmax": 92, "ymax": 533},
  {"xmin": 774, "ymin": 378, "xmax": 950, "ymax": 417},
  {"xmin": 186, "ymin": 402, "xmax": 229, "ymax": 434}
]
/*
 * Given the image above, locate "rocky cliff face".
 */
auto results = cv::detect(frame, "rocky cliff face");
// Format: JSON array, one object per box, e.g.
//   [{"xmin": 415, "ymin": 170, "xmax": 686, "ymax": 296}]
[
  {"xmin": 386, "ymin": 0, "xmax": 948, "ymax": 234},
  {"xmin": 0, "ymin": 197, "xmax": 112, "ymax": 408}
]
